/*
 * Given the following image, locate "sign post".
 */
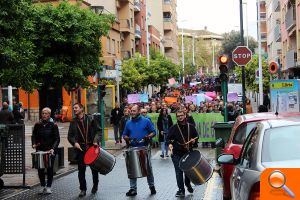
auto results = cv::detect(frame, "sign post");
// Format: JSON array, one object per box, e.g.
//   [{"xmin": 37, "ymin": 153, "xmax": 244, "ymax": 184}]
[{"xmin": 232, "ymin": 46, "xmax": 252, "ymax": 114}]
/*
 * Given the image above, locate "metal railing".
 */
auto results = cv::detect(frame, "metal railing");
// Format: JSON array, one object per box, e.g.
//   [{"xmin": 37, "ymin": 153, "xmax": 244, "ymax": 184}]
[
  {"xmin": 274, "ymin": 24, "xmax": 281, "ymax": 42},
  {"xmin": 163, "ymin": 17, "xmax": 172, "ymax": 22},
  {"xmin": 135, "ymin": 24, "xmax": 141, "ymax": 38},
  {"xmin": 273, "ymin": 0, "xmax": 280, "ymax": 12},
  {"xmin": 134, "ymin": 0, "xmax": 141, "ymax": 11},
  {"xmin": 285, "ymin": 6, "xmax": 296, "ymax": 31},
  {"xmin": 285, "ymin": 49, "xmax": 297, "ymax": 69}
]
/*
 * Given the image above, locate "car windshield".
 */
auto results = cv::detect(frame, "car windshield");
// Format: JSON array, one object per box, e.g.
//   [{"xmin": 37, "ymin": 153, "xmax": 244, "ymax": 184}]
[{"xmin": 262, "ymin": 125, "xmax": 300, "ymax": 162}]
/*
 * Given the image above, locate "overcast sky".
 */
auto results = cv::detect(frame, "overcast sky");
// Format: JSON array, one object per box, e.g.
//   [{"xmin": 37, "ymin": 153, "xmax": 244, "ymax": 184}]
[{"xmin": 177, "ymin": 0, "xmax": 258, "ymax": 39}]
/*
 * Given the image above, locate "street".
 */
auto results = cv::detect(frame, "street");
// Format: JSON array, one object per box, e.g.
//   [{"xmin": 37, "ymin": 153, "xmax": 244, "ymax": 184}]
[{"xmin": 1, "ymin": 148, "xmax": 222, "ymax": 200}]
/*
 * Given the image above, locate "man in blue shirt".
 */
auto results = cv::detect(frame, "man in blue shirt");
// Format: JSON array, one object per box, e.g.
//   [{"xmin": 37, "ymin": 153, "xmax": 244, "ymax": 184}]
[{"xmin": 122, "ymin": 105, "xmax": 156, "ymax": 197}]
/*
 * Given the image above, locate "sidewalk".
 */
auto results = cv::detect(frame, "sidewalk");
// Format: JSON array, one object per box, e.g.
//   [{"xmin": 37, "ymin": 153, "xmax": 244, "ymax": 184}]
[
  {"xmin": 4, "ymin": 148, "xmax": 220, "ymax": 200},
  {"xmin": 1, "ymin": 122, "xmax": 125, "ymax": 190}
]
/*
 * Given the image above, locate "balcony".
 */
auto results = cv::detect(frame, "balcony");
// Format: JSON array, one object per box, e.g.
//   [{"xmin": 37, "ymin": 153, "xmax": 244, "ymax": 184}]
[
  {"xmin": 274, "ymin": 24, "xmax": 281, "ymax": 42},
  {"xmin": 120, "ymin": 19, "xmax": 131, "ymax": 33},
  {"xmin": 285, "ymin": 6, "xmax": 296, "ymax": 32},
  {"xmin": 163, "ymin": 37, "xmax": 174, "ymax": 49},
  {"xmin": 260, "ymin": 12, "xmax": 266, "ymax": 21},
  {"xmin": 163, "ymin": 1, "xmax": 172, "ymax": 13},
  {"xmin": 273, "ymin": 0, "xmax": 280, "ymax": 12},
  {"xmin": 135, "ymin": 24, "xmax": 141, "ymax": 39},
  {"xmin": 261, "ymin": 32, "xmax": 267, "ymax": 42},
  {"xmin": 163, "ymin": 18, "xmax": 173, "ymax": 31},
  {"xmin": 285, "ymin": 50, "xmax": 297, "ymax": 69},
  {"xmin": 134, "ymin": 0, "xmax": 141, "ymax": 12}
]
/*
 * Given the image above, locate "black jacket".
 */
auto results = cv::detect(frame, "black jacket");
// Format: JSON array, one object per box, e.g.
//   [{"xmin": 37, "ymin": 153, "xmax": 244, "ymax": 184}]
[
  {"xmin": 187, "ymin": 114, "xmax": 196, "ymax": 126},
  {"xmin": 110, "ymin": 108, "xmax": 123, "ymax": 125},
  {"xmin": 0, "ymin": 109, "xmax": 14, "ymax": 124},
  {"xmin": 157, "ymin": 114, "xmax": 173, "ymax": 142},
  {"xmin": 67, "ymin": 114, "xmax": 101, "ymax": 147},
  {"xmin": 32, "ymin": 120, "xmax": 60, "ymax": 152},
  {"xmin": 119, "ymin": 115, "xmax": 130, "ymax": 136},
  {"xmin": 167, "ymin": 123, "xmax": 199, "ymax": 156}
]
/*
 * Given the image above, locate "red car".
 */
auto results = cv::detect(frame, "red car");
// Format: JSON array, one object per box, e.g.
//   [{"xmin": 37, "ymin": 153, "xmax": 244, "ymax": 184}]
[{"xmin": 217, "ymin": 112, "xmax": 300, "ymax": 200}]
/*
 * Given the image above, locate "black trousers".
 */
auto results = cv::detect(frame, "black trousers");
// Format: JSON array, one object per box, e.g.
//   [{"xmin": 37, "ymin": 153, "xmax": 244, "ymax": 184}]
[
  {"xmin": 77, "ymin": 148, "xmax": 99, "ymax": 191},
  {"xmin": 38, "ymin": 155, "xmax": 55, "ymax": 187},
  {"xmin": 171, "ymin": 154, "xmax": 192, "ymax": 191}
]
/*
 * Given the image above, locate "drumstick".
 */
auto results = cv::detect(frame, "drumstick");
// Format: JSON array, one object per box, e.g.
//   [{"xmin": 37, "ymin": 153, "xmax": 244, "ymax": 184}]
[{"xmin": 177, "ymin": 137, "xmax": 198, "ymax": 146}]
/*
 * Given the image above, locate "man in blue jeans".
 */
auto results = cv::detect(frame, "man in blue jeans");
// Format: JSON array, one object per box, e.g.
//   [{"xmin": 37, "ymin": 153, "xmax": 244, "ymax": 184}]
[
  {"xmin": 122, "ymin": 104, "xmax": 156, "ymax": 197},
  {"xmin": 167, "ymin": 110, "xmax": 199, "ymax": 197}
]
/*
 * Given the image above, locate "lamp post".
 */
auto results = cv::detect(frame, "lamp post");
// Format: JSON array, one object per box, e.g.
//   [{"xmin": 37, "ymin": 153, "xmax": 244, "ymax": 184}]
[
  {"xmin": 257, "ymin": 0, "xmax": 263, "ymax": 106},
  {"xmin": 181, "ymin": 26, "xmax": 185, "ymax": 84},
  {"xmin": 243, "ymin": 1, "xmax": 249, "ymax": 47}
]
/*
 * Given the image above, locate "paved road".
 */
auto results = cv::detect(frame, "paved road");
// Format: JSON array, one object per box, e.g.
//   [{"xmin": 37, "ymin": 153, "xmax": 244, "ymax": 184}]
[{"xmin": 3, "ymin": 149, "xmax": 215, "ymax": 200}]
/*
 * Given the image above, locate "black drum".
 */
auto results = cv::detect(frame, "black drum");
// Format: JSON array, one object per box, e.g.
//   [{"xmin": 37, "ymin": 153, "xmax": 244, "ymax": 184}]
[
  {"xmin": 179, "ymin": 150, "xmax": 213, "ymax": 185},
  {"xmin": 123, "ymin": 146, "xmax": 152, "ymax": 179},
  {"xmin": 84, "ymin": 146, "xmax": 116, "ymax": 175}
]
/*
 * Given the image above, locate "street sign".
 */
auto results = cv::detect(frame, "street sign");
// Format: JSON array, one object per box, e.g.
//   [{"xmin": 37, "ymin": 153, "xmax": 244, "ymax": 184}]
[{"xmin": 232, "ymin": 46, "xmax": 253, "ymax": 66}]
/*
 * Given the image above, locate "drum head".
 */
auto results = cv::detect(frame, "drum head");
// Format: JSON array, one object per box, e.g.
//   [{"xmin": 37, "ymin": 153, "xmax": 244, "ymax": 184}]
[
  {"xmin": 179, "ymin": 150, "xmax": 201, "ymax": 171},
  {"xmin": 84, "ymin": 146, "xmax": 100, "ymax": 165}
]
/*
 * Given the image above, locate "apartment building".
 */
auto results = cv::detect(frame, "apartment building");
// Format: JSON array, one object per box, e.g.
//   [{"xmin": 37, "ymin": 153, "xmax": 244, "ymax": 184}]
[
  {"xmin": 162, "ymin": 0, "xmax": 179, "ymax": 64},
  {"xmin": 178, "ymin": 28, "xmax": 224, "ymax": 75},
  {"xmin": 266, "ymin": 0, "xmax": 282, "ymax": 65},
  {"xmin": 260, "ymin": 0, "xmax": 268, "ymax": 54}
]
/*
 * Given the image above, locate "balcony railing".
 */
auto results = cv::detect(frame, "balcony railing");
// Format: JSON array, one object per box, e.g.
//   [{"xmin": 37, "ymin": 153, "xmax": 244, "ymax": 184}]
[
  {"xmin": 122, "ymin": 50, "xmax": 132, "ymax": 59},
  {"xmin": 163, "ymin": 0, "xmax": 171, "ymax": 4},
  {"xmin": 261, "ymin": 32, "xmax": 267, "ymax": 42},
  {"xmin": 274, "ymin": 24, "xmax": 281, "ymax": 42},
  {"xmin": 134, "ymin": 0, "xmax": 141, "ymax": 12},
  {"xmin": 285, "ymin": 49, "xmax": 297, "ymax": 69},
  {"xmin": 285, "ymin": 6, "xmax": 296, "ymax": 32},
  {"xmin": 163, "ymin": 36, "xmax": 173, "ymax": 48},
  {"xmin": 135, "ymin": 24, "xmax": 141, "ymax": 38},
  {"xmin": 120, "ymin": 19, "xmax": 131, "ymax": 32},
  {"xmin": 273, "ymin": 0, "xmax": 280, "ymax": 12},
  {"xmin": 163, "ymin": 17, "xmax": 172, "ymax": 22},
  {"xmin": 260, "ymin": 12, "xmax": 266, "ymax": 21}
]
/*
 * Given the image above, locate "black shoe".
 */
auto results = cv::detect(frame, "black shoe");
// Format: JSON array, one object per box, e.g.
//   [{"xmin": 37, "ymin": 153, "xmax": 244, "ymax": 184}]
[
  {"xmin": 126, "ymin": 189, "xmax": 137, "ymax": 196},
  {"xmin": 187, "ymin": 186, "xmax": 194, "ymax": 193},
  {"xmin": 78, "ymin": 190, "xmax": 86, "ymax": 198},
  {"xmin": 160, "ymin": 154, "xmax": 164, "ymax": 158},
  {"xmin": 150, "ymin": 186, "xmax": 156, "ymax": 195},
  {"xmin": 175, "ymin": 190, "xmax": 185, "ymax": 197},
  {"xmin": 91, "ymin": 186, "xmax": 98, "ymax": 194}
]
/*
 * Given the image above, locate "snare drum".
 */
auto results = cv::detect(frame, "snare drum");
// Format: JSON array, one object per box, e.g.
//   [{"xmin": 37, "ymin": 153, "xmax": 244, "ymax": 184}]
[
  {"xmin": 32, "ymin": 151, "xmax": 52, "ymax": 169},
  {"xmin": 123, "ymin": 146, "xmax": 152, "ymax": 179},
  {"xmin": 84, "ymin": 146, "xmax": 116, "ymax": 175},
  {"xmin": 179, "ymin": 150, "xmax": 213, "ymax": 185}
]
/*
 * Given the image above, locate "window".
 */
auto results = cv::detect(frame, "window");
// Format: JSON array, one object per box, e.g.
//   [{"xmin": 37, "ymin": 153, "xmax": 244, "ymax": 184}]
[
  {"xmin": 240, "ymin": 126, "xmax": 259, "ymax": 168},
  {"xmin": 117, "ymin": 41, "xmax": 120, "ymax": 53},
  {"xmin": 142, "ymin": 16, "xmax": 144, "ymax": 30},
  {"xmin": 262, "ymin": 125, "xmax": 300, "ymax": 162},
  {"xmin": 130, "ymin": 9, "xmax": 134, "ymax": 27},
  {"xmin": 233, "ymin": 122, "xmax": 257, "ymax": 144},
  {"xmin": 106, "ymin": 37, "xmax": 110, "ymax": 53},
  {"xmin": 111, "ymin": 39, "xmax": 116, "ymax": 55}
]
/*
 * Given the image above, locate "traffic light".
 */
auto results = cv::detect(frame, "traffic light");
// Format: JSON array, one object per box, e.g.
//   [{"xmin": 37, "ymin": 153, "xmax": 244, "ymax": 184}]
[
  {"xmin": 219, "ymin": 55, "xmax": 229, "ymax": 81},
  {"xmin": 99, "ymin": 84, "xmax": 106, "ymax": 98}
]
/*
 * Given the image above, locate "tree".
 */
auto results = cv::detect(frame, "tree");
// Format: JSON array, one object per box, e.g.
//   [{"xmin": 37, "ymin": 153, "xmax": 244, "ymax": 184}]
[
  {"xmin": 121, "ymin": 52, "xmax": 179, "ymax": 92},
  {"xmin": 234, "ymin": 55, "xmax": 273, "ymax": 92},
  {"xmin": 0, "ymin": 0, "xmax": 37, "ymax": 91},
  {"xmin": 221, "ymin": 30, "xmax": 258, "ymax": 69},
  {"xmin": 32, "ymin": 2, "xmax": 114, "ymax": 91}
]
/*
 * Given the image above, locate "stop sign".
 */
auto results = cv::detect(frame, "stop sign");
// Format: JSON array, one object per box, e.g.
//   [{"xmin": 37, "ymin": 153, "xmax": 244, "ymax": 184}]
[{"xmin": 232, "ymin": 46, "xmax": 252, "ymax": 66}]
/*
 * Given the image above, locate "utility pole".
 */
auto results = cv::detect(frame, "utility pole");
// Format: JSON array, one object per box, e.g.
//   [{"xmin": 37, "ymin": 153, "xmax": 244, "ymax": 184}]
[
  {"xmin": 257, "ymin": 0, "xmax": 263, "ymax": 105},
  {"xmin": 181, "ymin": 27, "xmax": 185, "ymax": 84},
  {"xmin": 239, "ymin": 0, "xmax": 247, "ymax": 114},
  {"xmin": 145, "ymin": 0, "xmax": 150, "ymax": 65}
]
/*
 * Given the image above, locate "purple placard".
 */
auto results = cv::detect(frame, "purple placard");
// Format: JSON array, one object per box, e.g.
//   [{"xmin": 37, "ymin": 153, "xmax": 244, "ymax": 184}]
[
  {"xmin": 185, "ymin": 96, "xmax": 197, "ymax": 104},
  {"xmin": 128, "ymin": 94, "xmax": 140, "ymax": 104},
  {"xmin": 227, "ymin": 92, "xmax": 238, "ymax": 102}
]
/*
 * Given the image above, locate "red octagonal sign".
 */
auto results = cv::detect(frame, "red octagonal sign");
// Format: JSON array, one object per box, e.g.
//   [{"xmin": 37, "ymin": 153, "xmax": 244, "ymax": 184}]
[{"xmin": 232, "ymin": 46, "xmax": 252, "ymax": 66}]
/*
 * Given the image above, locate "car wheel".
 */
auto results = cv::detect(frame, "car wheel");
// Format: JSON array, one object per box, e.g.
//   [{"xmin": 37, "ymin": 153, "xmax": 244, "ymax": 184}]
[{"xmin": 0, "ymin": 178, "xmax": 4, "ymax": 190}]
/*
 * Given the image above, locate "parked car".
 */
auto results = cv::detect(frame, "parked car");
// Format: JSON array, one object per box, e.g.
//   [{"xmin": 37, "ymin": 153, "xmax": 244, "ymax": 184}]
[
  {"xmin": 216, "ymin": 112, "xmax": 300, "ymax": 199},
  {"xmin": 218, "ymin": 118, "xmax": 300, "ymax": 200}
]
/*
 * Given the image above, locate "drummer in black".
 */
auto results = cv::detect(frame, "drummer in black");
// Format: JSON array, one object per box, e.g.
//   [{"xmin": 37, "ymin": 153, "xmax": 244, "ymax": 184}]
[
  {"xmin": 167, "ymin": 109, "xmax": 199, "ymax": 197},
  {"xmin": 67, "ymin": 103, "xmax": 101, "ymax": 198},
  {"xmin": 32, "ymin": 107, "xmax": 60, "ymax": 195}
]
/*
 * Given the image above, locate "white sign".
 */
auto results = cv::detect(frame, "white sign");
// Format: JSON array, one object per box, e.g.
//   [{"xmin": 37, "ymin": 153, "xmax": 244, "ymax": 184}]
[
  {"xmin": 104, "ymin": 70, "xmax": 117, "ymax": 78},
  {"xmin": 228, "ymin": 84, "xmax": 243, "ymax": 96}
]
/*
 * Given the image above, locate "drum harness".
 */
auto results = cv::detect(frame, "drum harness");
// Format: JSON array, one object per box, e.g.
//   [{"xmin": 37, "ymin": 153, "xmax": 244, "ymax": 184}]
[{"xmin": 175, "ymin": 123, "xmax": 198, "ymax": 162}]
